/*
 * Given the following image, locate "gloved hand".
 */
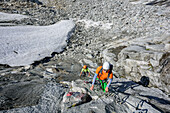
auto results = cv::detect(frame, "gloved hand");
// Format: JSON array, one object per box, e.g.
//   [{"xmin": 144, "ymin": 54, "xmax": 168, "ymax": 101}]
[
  {"xmin": 105, "ymin": 87, "xmax": 108, "ymax": 92},
  {"xmin": 90, "ymin": 85, "xmax": 94, "ymax": 91}
]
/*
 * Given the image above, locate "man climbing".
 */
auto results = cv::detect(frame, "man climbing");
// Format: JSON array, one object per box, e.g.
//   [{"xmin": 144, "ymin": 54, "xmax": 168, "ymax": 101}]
[
  {"xmin": 90, "ymin": 62, "xmax": 113, "ymax": 92},
  {"xmin": 80, "ymin": 65, "xmax": 90, "ymax": 77}
]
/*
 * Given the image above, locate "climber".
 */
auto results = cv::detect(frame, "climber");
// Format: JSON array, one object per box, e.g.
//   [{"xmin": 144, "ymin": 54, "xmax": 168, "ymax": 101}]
[
  {"xmin": 90, "ymin": 62, "xmax": 113, "ymax": 92},
  {"xmin": 80, "ymin": 65, "xmax": 90, "ymax": 77}
]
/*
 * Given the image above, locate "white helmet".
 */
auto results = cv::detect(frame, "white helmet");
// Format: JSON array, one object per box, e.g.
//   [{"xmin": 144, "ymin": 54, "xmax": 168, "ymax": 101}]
[{"xmin": 103, "ymin": 62, "xmax": 110, "ymax": 70}]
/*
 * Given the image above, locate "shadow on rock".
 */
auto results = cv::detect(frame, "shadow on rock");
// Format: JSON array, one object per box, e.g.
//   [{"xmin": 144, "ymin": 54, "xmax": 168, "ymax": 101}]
[
  {"xmin": 146, "ymin": 0, "xmax": 170, "ymax": 7},
  {"xmin": 139, "ymin": 94, "xmax": 170, "ymax": 113},
  {"xmin": 67, "ymin": 93, "xmax": 92, "ymax": 109},
  {"xmin": 110, "ymin": 81, "xmax": 140, "ymax": 93}
]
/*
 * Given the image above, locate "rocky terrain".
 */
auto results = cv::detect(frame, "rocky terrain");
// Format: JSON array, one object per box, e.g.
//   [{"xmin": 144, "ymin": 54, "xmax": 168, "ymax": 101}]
[{"xmin": 0, "ymin": 0, "xmax": 170, "ymax": 113}]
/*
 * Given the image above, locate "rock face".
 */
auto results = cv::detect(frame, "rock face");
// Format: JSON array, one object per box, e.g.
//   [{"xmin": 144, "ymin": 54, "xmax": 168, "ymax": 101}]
[
  {"xmin": 0, "ymin": 0, "xmax": 169, "ymax": 113},
  {"xmin": 106, "ymin": 34, "xmax": 170, "ymax": 93},
  {"xmin": 0, "ymin": 68, "xmax": 45, "ymax": 111},
  {"xmin": 116, "ymin": 40, "xmax": 170, "ymax": 93}
]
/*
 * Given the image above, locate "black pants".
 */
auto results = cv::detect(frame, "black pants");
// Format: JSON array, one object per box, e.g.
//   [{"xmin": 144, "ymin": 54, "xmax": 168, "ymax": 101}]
[{"xmin": 82, "ymin": 72, "xmax": 88, "ymax": 77}]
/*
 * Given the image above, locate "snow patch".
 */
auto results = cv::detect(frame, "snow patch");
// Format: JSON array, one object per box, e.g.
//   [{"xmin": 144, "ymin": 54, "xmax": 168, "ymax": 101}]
[
  {"xmin": 0, "ymin": 12, "xmax": 29, "ymax": 21},
  {"xmin": 0, "ymin": 20, "xmax": 75, "ymax": 66}
]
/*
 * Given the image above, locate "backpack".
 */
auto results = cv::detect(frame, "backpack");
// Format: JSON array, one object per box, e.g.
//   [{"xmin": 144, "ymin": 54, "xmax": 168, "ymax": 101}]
[{"xmin": 140, "ymin": 76, "xmax": 149, "ymax": 87}]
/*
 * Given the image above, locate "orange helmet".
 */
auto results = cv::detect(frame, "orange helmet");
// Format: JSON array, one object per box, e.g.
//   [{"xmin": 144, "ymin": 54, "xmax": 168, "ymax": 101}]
[{"xmin": 83, "ymin": 65, "xmax": 87, "ymax": 69}]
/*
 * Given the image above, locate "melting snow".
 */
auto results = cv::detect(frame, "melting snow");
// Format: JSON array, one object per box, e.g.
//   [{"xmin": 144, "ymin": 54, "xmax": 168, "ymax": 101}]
[{"xmin": 0, "ymin": 12, "xmax": 75, "ymax": 66}]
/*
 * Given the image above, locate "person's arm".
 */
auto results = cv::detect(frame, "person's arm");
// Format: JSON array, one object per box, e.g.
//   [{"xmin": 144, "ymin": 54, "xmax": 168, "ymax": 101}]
[
  {"xmin": 107, "ymin": 78, "xmax": 113, "ymax": 88},
  {"xmin": 92, "ymin": 73, "xmax": 97, "ymax": 85},
  {"xmin": 80, "ymin": 69, "xmax": 83, "ymax": 76},
  {"xmin": 80, "ymin": 72, "xmax": 82, "ymax": 77},
  {"xmin": 90, "ymin": 73, "xmax": 98, "ymax": 90},
  {"xmin": 105, "ymin": 78, "xmax": 113, "ymax": 92},
  {"xmin": 87, "ymin": 68, "xmax": 90, "ymax": 77},
  {"xmin": 88, "ymin": 72, "xmax": 90, "ymax": 77},
  {"xmin": 88, "ymin": 69, "xmax": 90, "ymax": 77}
]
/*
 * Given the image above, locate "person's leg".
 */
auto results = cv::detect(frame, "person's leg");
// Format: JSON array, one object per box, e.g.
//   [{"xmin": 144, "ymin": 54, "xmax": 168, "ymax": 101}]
[
  {"xmin": 82, "ymin": 72, "xmax": 86, "ymax": 77},
  {"xmin": 95, "ymin": 78, "xmax": 104, "ymax": 91},
  {"xmin": 103, "ymin": 82, "xmax": 107, "ymax": 92},
  {"xmin": 99, "ymin": 80, "xmax": 104, "ymax": 91}
]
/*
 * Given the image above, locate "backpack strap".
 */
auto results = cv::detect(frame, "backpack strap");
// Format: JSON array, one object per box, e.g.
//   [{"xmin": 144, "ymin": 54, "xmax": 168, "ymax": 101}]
[
  {"xmin": 99, "ymin": 67, "xmax": 103, "ymax": 74},
  {"xmin": 107, "ymin": 72, "xmax": 110, "ymax": 80}
]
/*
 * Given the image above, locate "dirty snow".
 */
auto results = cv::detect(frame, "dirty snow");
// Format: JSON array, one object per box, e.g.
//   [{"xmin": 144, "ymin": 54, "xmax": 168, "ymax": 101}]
[{"xmin": 0, "ymin": 12, "xmax": 75, "ymax": 66}]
